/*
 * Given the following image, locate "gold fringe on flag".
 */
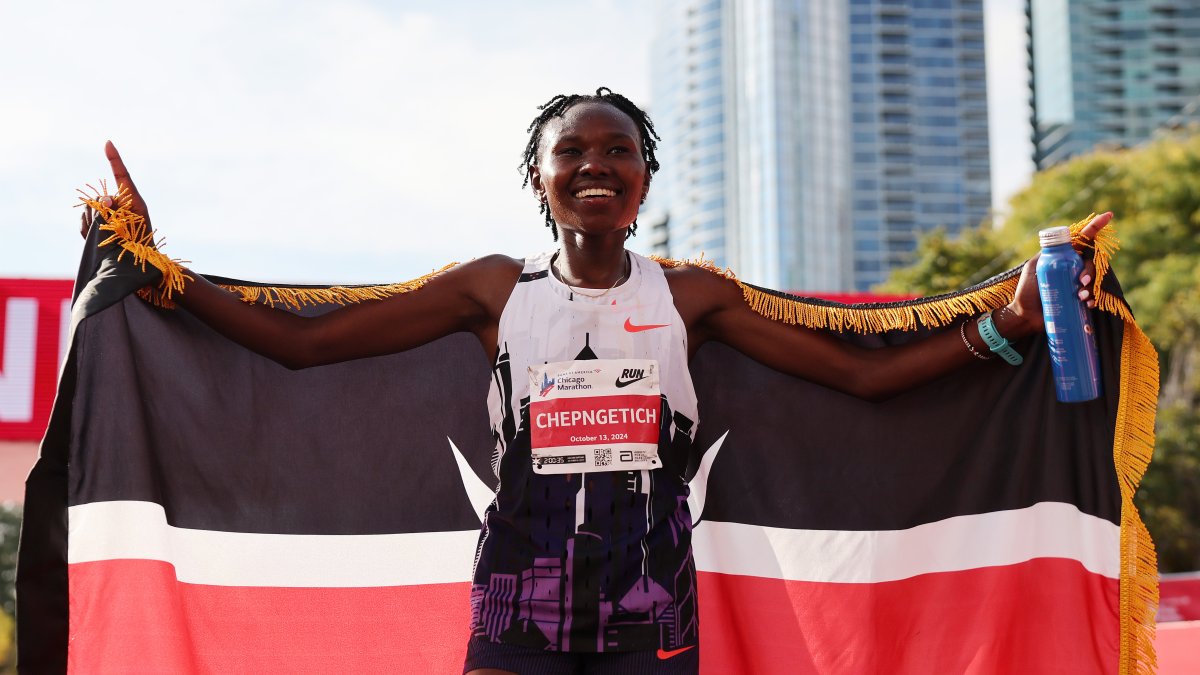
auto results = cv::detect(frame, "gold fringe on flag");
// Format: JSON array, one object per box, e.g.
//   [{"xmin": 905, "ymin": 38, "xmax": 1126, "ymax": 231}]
[
  {"xmin": 654, "ymin": 252, "xmax": 1020, "ymax": 333},
  {"xmin": 78, "ymin": 184, "xmax": 193, "ymax": 304},
  {"xmin": 1084, "ymin": 210, "xmax": 1158, "ymax": 673},
  {"xmin": 77, "ymin": 196, "xmax": 1156, "ymax": 670},
  {"xmin": 215, "ymin": 267, "xmax": 458, "ymax": 310},
  {"xmin": 1114, "ymin": 323, "xmax": 1160, "ymax": 675}
]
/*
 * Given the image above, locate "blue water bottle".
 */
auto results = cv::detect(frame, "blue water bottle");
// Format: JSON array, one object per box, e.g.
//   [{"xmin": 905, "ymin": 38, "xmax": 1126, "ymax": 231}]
[{"xmin": 1036, "ymin": 226, "xmax": 1102, "ymax": 402}]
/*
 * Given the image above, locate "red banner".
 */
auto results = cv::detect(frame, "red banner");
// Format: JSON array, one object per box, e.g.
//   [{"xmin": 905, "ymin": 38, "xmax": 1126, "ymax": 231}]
[
  {"xmin": 0, "ymin": 278, "xmax": 74, "ymax": 440},
  {"xmin": 1160, "ymin": 572, "xmax": 1200, "ymax": 622}
]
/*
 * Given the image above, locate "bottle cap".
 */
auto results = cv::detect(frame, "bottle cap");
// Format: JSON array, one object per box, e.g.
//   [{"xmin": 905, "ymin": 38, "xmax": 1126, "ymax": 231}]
[{"xmin": 1039, "ymin": 226, "xmax": 1072, "ymax": 247}]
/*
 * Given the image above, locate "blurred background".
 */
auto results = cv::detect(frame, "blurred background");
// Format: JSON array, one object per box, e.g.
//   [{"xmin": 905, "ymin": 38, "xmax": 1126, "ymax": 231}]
[{"xmin": 2, "ymin": 0, "xmax": 1199, "ymax": 671}]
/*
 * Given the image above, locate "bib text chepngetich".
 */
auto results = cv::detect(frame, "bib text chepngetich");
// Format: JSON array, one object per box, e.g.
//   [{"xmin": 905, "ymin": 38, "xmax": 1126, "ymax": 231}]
[{"xmin": 530, "ymin": 358, "xmax": 662, "ymax": 473}]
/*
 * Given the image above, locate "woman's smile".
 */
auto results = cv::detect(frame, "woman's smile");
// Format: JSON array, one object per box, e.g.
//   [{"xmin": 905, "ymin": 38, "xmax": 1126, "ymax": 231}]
[{"xmin": 573, "ymin": 187, "xmax": 619, "ymax": 199}]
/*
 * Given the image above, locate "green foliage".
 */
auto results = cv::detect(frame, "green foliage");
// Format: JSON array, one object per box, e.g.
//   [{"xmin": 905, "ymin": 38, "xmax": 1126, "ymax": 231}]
[
  {"xmin": 883, "ymin": 131, "xmax": 1200, "ymax": 572},
  {"xmin": 997, "ymin": 133, "xmax": 1200, "ymax": 354},
  {"xmin": 0, "ymin": 504, "xmax": 18, "ymax": 621},
  {"xmin": 1142, "ymin": 399, "xmax": 1200, "ymax": 572},
  {"xmin": 878, "ymin": 227, "xmax": 1013, "ymax": 295}
]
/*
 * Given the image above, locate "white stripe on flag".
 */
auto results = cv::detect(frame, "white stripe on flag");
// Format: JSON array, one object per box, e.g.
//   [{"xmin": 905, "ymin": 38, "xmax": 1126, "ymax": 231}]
[
  {"xmin": 68, "ymin": 500, "xmax": 1119, "ymax": 587},
  {"xmin": 68, "ymin": 500, "xmax": 479, "ymax": 586},
  {"xmin": 692, "ymin": 501, "xmax": 1121, "ymax": 583}
]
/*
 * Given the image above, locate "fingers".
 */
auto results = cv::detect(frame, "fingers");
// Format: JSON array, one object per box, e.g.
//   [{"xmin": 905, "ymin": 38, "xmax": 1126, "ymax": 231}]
[
  {"xmin": 105, "ymin": 140, "xmax": 139, "ymax": 198},
  {"xmin": 103, "ymin": 140, "xmax": 151, "ymax": 225},
  {"xmin": 1078, "ymin": 261, "xmax": 1096, "ymax": 308},
  {"xmin": 1078, "ymin": 211, "xmax": 1112, "ymax": 242},
  {"xmin": 1077, "ymin": 284, "xmax": 1095, "ymax": 307}
]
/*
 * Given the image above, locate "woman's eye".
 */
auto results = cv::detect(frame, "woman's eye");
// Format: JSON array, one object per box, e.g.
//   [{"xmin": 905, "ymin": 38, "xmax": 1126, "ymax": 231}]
[
  {"xmin": 558, "ymin": 147, "xmax": 580, "ymax": 156},
  {"xmin": 609, "ymin": 146, "xmax": 631, "ymax": 154}
]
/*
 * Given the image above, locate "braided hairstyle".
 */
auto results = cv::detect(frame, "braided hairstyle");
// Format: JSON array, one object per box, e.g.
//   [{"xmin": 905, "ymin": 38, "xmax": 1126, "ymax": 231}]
[{"xmin": 521, "ymin": 87, "xmax": 661, "ymax": 241}]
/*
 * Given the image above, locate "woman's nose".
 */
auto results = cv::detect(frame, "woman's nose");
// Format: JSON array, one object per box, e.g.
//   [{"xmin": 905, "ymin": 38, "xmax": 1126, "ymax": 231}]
[{"xmin": 578, "ymin": 151, "xmax": 611, "ymax": 175}]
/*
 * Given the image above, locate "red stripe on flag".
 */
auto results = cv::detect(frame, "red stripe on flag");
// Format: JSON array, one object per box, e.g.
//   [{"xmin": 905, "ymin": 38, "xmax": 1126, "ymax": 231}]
[
  {"xmin": 69, "ymin": 557, "xmax": 1119, "ymax": 673},
  {"xmin": 68, "ymin": 560, "xmax": 471, "ymax": 674},
  {"xmin": 699, "ymin": 557, "xmax": 1120, "ymax": 674}
]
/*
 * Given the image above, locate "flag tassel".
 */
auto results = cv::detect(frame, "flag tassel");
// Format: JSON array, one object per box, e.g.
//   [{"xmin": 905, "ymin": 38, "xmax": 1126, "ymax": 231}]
[
  {"xmin": 79, "ymin": 185, "xmax": 192, "ymax": 304},
  {"xmin": 1116, "ymin": 323, "xmax": 1160, "ymax": 675}
]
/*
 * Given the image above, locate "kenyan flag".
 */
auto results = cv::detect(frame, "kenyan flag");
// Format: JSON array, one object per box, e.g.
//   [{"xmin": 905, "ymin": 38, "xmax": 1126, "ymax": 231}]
[{"xmin": 17, "ymin": 217, "xmax": 1157, "ymax": 673}]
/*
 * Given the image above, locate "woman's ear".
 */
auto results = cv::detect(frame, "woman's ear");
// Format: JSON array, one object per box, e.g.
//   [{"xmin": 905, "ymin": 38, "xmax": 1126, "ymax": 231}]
[
  {"xmin": 530, "ymin": 166, "xmax": 546, "ymax": 203},
  {"xmin": 640, "ymin": 176, "xmax": 650, "ymax": 204}
]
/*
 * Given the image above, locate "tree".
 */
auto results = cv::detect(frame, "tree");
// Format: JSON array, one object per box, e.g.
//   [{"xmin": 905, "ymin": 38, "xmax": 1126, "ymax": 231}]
[
  {"xmin": 882, "ymin": 226, "xmax": 1010, "ymax": 296},
  {"xmin": 880, "ymin": 131, "xmax": 1200, "ymax": 572}
]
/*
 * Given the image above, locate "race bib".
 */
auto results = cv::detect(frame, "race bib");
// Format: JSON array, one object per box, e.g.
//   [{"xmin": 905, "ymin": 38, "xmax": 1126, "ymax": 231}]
[{"xmin": 528, "ymin": 359, "xmax": 662, "ymax": 474}]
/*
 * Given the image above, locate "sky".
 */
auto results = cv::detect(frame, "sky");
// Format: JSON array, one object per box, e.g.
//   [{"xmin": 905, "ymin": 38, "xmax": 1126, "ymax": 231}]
[{"xmin": 1, "ymin": 0, "xmax": 1033, "ymax": 285}]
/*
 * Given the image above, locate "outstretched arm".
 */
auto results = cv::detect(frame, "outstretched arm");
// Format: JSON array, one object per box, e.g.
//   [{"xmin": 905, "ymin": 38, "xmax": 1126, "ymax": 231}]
[
  {"xmin": 668, "ymin": 213, "xmax": 1110, "ymax": 402},
  {"xmin": 93, "ymin": 142, "xmax": 520, "ymax": 369}
]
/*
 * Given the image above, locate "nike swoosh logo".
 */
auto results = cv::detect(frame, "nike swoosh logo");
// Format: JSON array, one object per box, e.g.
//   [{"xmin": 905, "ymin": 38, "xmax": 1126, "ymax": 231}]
[
  {"xmin": 624, "ymin": 317, "xmax": 669, "ymax": 332},
  {"xmin": 615, "ymin": 375, "xmax": 648, "ymax": 388},
  {"xmin": 656, "ymin": 645, "xmax": 695, "ymax": 660}
]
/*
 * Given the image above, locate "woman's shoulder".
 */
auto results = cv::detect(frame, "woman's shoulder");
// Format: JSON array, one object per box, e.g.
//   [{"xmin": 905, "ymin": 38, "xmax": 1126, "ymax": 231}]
[
  {"xmin": 435, "ymin": 253, "xmax": 524, "ymax": 282},
  {"xmin": 465, "ymin": 253, "xmax": 525, "ymax": 274},
  {"xmin": 660, "ymin": 259, "xmax": 736, "ymax": 293},
  {"xmin": 660, "ymin": 259, "xmax": 744, "ymax": 324},
  {"xmin": 430, "ymin": 254, "xmax": 524, "ymax": 313}
]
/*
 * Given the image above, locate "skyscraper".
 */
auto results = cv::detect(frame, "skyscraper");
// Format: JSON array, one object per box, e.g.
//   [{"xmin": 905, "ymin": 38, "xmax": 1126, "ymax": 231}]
[
  {"xmin": 1029, "ymin": 0, "xmax": 1200, "ymax": 170},
  {"xmin": 650, "ymin": 0, "xmax": 733, "ymax": 267},
  {"xmin": 651, "ymin": 0, "xmax": 992, "ymax": 291}
]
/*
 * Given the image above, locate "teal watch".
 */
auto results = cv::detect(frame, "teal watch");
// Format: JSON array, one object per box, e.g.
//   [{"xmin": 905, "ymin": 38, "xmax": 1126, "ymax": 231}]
[{"xmin": 976, "ymin": 311, "xmax": 1023, "ymax": 365}]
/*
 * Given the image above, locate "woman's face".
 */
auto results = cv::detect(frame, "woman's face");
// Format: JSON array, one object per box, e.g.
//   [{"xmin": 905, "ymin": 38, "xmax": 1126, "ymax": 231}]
[{"xmin": 530, "ymin": 101, "xmax": 649, "ymax": 238}]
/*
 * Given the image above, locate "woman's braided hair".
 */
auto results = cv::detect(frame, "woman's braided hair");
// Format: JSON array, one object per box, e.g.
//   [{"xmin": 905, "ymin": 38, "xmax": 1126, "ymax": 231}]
[{"xmin": 521, "ymin": 87, "xmax": 661, "ymax": 241}]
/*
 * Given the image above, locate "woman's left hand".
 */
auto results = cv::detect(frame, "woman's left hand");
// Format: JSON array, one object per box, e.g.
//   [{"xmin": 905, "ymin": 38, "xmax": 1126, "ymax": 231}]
[{"xmin": 1003, "ymin": 211, "xmax": 1113, "ymax": 336}]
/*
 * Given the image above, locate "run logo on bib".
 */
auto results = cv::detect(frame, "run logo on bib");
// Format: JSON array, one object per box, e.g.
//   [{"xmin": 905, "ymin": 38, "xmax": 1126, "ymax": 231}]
[{"xmin": 529, "ymin": 359, "xmax": 662, "ymax": 474}]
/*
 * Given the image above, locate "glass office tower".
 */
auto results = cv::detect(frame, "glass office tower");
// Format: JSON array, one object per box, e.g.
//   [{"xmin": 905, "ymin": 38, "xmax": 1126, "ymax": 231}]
[
  {"xmin": 1029, "ymin": 0, "xmax": 1200, "ymax": 170},
  {"xmin": 652, "ymin": 0, "xmax": 992, "ymax": 291},
  {"xmin": 848, "ymin": 0, "xmax": 991, "ymax": 289},
  {"xmin": 651, "ymin": 0, "xmax": 733, "ymax": 267}
]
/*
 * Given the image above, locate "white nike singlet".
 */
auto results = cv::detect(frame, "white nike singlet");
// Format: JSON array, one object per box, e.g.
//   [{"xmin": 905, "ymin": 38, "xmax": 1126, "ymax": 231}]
[{"xmin": 470, "ymin": 250, "xmax": 700, "ymax": 654}]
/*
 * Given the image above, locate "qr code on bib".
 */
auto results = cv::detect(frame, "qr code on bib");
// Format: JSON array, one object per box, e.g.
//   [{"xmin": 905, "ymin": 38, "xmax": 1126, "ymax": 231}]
[{"xmin": 595, "ymin": 449, "xmax": 612, "ymax": 467}]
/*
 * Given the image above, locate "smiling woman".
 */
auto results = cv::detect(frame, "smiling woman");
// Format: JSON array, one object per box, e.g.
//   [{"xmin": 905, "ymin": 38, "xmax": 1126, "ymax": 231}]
[
  {"xmin": 520, "ymin": 88, "xmax": 660, "ymax": 244},
  {"xmin": 76, "ymin": 86, "xmax": 1110, "ymax": 675}
]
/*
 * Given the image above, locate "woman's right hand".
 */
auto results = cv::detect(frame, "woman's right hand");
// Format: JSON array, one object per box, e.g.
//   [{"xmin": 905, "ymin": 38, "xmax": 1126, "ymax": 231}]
[
  {"xmin": 104, "ymin": 140, "xmax": 152, "ymax": 223},
  {"xmin": 81, "ymin": 141, "xmax": 151, "ymax": 239}
]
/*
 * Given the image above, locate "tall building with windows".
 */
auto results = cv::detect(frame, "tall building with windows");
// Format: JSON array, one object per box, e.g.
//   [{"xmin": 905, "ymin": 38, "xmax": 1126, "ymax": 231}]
[
  {"xmin": 849, "ymin": 0, "xmax": 991, "ymax": 289},
  {"xmin": 1029, "ymin": 0, "xmax": 1200, "ymax": 170},
  {"xmin": 650, "ymin": 0, "xmax": 733, "ymax": 267},
  {"xmin": 651, "ymin": 0, "xmax": 991, "ymax": 291}
]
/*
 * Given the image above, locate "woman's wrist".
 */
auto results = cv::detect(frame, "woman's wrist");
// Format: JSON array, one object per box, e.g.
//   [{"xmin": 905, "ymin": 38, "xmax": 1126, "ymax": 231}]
[{"xmin": 993, "ymin": 304, "xmax": 1037, "ymax": 341}]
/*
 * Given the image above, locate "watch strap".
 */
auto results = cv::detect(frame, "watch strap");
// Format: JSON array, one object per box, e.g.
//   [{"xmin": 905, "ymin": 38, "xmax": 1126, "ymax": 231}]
[{"xmin": 976, "ymin": 311, "xmax": 1023, "ymax": 366}]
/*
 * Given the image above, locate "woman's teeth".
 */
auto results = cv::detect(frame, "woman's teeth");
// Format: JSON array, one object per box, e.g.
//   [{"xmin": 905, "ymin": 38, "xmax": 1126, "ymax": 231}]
[{"xmin": 574, "ymin": 188, "xmax": 617, "ymax": 198}]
